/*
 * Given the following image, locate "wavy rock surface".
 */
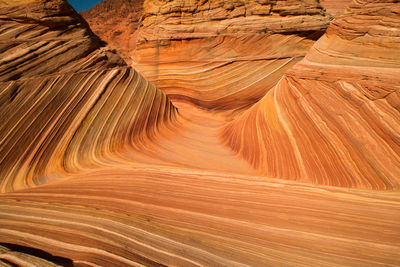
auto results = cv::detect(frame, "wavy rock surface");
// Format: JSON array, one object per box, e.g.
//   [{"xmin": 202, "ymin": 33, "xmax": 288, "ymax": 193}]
[
  {"xmin": 0, "ymin": 0, "xmax": 399, "ymax": 266},
  {"xmin": 0, "ymin": 243, "xmax": 71, "ymax": 266},
  {"xmin": 1, "ymin": 168, "xmax": 399, "ymax": 266},
  {"xmin": 0, "ymin": 1, "xmax": 123, "ymax": 80},
  {"xmin": 0, "ymin": 0, "xmax": 177, "ymax": 192},
  {"xmin": 138, "ymin": 0, "xmax": 330, "ymax": 42},
  {"xmin": 81, "ymin": 0, "xmax": 144, "ymax": 64},
  {"xmin": 222, "ymin": 0, "xmax": 400, "ymax": 189},
  {"xmin": 134, "ymin": 0, "xmax": 331, "ymax": 111}
]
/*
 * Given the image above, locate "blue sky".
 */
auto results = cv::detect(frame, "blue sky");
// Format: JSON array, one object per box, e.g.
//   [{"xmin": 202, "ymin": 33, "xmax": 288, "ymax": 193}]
[{"xmin": 67, "ymin": 0, "xmax": 103, "ymax": 12}]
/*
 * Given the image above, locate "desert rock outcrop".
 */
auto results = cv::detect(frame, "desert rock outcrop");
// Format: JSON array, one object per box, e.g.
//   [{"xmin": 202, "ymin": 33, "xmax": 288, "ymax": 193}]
[
  {"xmin": 320, "ymin": 0, "xmax": 352, "ymax": 16},
  {"xmin": 81, "ymin": 0, "xmax": 144, "ymax": 64},
  {"xmin": 222, "ymin": 0, "xmax": 400, "ymax": 189},
  {"xmin": 0, "ymin": 0, "xmax": 177, "ymax": 192},
  {"xmin": 133, "ymin": 0, "xmax": 332, "ymax": 111},
  {"xmin": 1, "ymin": 168, "xmax": 399, "ymax": 266},
  {"xmin": 0, "ymin": 0, "xmax": 399, "ymax": 266}
]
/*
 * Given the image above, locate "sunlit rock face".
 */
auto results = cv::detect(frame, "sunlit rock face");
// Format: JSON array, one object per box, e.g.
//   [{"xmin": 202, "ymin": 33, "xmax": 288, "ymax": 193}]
[
  {"xmin": 0, "ymin": 0, "xmax": 177, "ymax": 192},
  {"xmin": 138, "ymin": 0, "xmax": 330, "ymax": 42},
  {"xmin": 81, "ymin": 0, "xmax": 144, "ymax": 64},
  {"xmin": 81, "ymin": 0, "xmax": 350, "ymax": 66},
  {"xmin": 221, "ymin": 0, "xmax": 400, "ymax": 189},
  {"xmin": 134, "ymin": 0, "xmax": 332, "ymax": 112},
  {"xmin": 0, "ymin": 0, "xmax": 36, "ymax": 6},
  {"xmin": 320, "ymin": 0, "xmax": 352, "ymax": 16},
  {"xmin": 0, "ymin": 1, "xmax": 399, "ymax": 266},
  {"xmin": 0, "ymin": 0, "xmax": 122, "ymax": 81}
]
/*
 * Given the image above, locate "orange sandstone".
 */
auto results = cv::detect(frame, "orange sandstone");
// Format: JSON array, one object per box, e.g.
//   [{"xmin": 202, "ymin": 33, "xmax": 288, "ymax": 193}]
[
  {"xmin": 221, "ymin": 0, "xmax": 400, "ymax": 189},
  {"xmin": 0, "ymin": 0, "xmax": 399, "ymax": 266}
]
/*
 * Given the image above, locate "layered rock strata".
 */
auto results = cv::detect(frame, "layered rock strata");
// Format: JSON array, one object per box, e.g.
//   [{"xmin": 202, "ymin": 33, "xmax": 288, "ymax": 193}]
[
  {"xmin": 0, "ymin": 0, "xmax": 399, "ymax": 266},
  {"xmin": 134, "ymin": 0, "xmax": 332, "ymax": 111},
  {"xmin": 0, "ymin": 243, "xmax": 72, "ymax": 266},
  {"xmin": 0, "ymin": 167, "xmax": 399, "ymax": 266},
  {"xmin": 138, "ymin": 0, "xmax": 330, "ymax": 42},
  {"xmin": 221, "ymin": 0, "xmax": 400, "ymax": 189},
  {"xmin": 0, "ymin": 0, "xmax": 177, "ymax": 192}
]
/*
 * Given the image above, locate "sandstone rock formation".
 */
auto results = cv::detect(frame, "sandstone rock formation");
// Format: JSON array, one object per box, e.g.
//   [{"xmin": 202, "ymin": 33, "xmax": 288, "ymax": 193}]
[
  {"xmin": 81, "ymin": 0, "xmax": 350, "ymax": 65},
  {"xmin": 0, "ymin": 243, "xmax": 72, "ymax": 266},
  {"xmin": 1, "ymin": 168, "xmax": 399, "ymax": 266},
  {"xmin": 0, "ymin": 0, "xmax": 399, "ymax": 266},
  {"xmin": 81, "ymin": 0, "xmax": 144, "ymax": 64},
  {"xmin": 0, "ymin": 0, "xmax": 177, "ymax": 192},
  {"xmin": 138, "ymin": 0, "xmax": 330, "ymax": 42},
  {"xmin": 134, "ymin": 0, "xmax": 332, "ymax": 111},
  {"xmin": 221, "ymin": 0, "xmax": 400, "ymax": 189},
  {"xmin": 320, "ymin": 0, "xmax": 352, "ymax": 16}
]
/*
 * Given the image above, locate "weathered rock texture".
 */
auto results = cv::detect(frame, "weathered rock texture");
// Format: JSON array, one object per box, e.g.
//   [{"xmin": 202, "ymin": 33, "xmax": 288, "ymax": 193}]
[
  {"xmin": 0, "ymin": 0, "xmax": 177, "ymax": 192},
  {"xmin": 222, "ymin": 0, "xmax": 400, "ymax": 189},
  {"xmin": 138, "ymin": 0, "xmax": 330, "ymax": 42},
  {"xmin": 81, "ymin": 0, "xmax": 349, "ymax": 65},
  {"xmin": 320, "ymin": 0, "xmax": 352, "ymax": 16},
  {"xmin": 1, "ymin": 168, "xmax": 399, "ymax": 266},
  {"xmin": 0, "ymin": 0, "xmax": 35, "ymax": 6},
  {"xmin": 134, "ymin": 0, "xmax": 332, "ymax": 111},
  {"xmin": 0, "ymin": 0, "xmax": 399, "ymax": 266},
  {"xmin": 0, "ymin": 243, "xmax": 72, "ymax": 266},
  {"xmin": 81, "ymin": 0, "xmax": 144, "ymax": 64}
]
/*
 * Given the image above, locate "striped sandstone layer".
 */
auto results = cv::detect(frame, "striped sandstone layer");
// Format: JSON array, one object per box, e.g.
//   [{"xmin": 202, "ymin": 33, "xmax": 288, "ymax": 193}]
[
  {"xmin": 0, "ymin": 168, "xmax": 399, "ymax": 266},
  {"xmin": 222, "ymin": 0, "xmax": 400, "ymax": 189},
  {"xmin": 134, "ymin": 0, "xmax": 332, "ymax": 112},
  {"xmin": 0, "ymin": 243, "xmax": 72, "ymax": 266},
  {"xmin": 81, "ymin": 0, "xmax": 349, "ymax": 66},
  {"xmin": 0, "ymin": 0, "xmax": 399, "ymax": 266},
  {"xmin": 0, "ymin": 0, "xmax": 177, "ymax": 192}
]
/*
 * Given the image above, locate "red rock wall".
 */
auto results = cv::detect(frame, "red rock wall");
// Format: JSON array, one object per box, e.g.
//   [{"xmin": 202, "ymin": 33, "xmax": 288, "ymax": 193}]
[{"xmin": 81, "ymin": 0, "xmax": 144, "ymax": 64}]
